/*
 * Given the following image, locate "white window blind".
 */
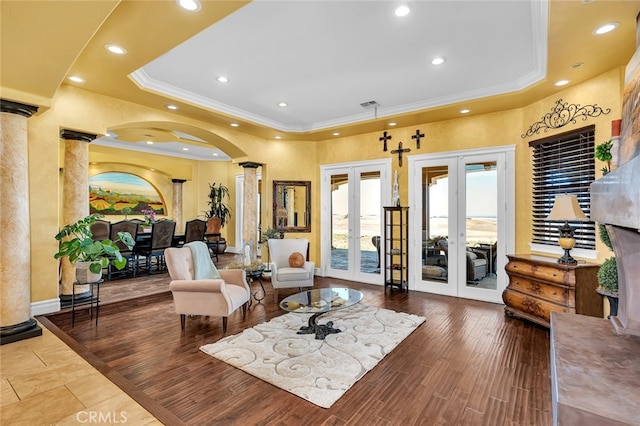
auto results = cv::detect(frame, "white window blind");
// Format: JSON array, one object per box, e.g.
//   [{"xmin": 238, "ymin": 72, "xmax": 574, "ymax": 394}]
[{"xmin": 529, "ymin": 125, "xmax": 596, "ymax": 249}]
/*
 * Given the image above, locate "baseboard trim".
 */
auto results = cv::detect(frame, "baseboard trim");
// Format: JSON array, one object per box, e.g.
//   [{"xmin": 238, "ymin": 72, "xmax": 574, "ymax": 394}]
[{"xmin": 31, "ymin": 298, "xmax": 61, "ymax": 316}]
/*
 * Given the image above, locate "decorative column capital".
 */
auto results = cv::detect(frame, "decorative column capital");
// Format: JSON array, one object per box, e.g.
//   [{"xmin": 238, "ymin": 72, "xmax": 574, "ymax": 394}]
[
  {"xmin": 0, "ymin": 99, "xmax": 38, "ymax": 117},
  {"xmin": 239, "ymin": 161, "xmax": 261, "ymax": 169},
  {"xmin": 171, "ymin": 178, "xmax": 187, "ymax": 184},
  {"xmin": 60, "ymin": 129, "xmax": 97, "ymax": 143}
]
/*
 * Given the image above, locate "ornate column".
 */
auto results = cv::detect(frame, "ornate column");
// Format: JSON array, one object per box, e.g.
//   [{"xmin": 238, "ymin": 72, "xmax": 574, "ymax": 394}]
[
  {"xmin": 240, "ymin": 162, "xmax": 260, "ymax": 260},
  {"xmin": 0, "ymin": 99, "xmax": 42, "ymax": 345},
  {"xmin": 59, "ymin": 129, "xmax": 96, "ymax": 303},
  {"xmin": 172, "ymin": 179, "xmax": 186, "ymax": 234}
]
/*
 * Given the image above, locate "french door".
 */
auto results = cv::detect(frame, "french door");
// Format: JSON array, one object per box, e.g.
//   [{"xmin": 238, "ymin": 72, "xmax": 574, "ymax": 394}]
[
  {"xmin": 321, "ymin": 160, "xmax": 391, "ymax": 284},
  {"xmin": 408, "ymin": 147, "xmax": 514, "ymax": 303}
]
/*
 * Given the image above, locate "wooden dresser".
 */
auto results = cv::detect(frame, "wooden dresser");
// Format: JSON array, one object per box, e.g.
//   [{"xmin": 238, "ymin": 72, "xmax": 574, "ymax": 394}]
[{"xmin": 502, "ymin": 254, "xmax": 602, "ymax": 328}]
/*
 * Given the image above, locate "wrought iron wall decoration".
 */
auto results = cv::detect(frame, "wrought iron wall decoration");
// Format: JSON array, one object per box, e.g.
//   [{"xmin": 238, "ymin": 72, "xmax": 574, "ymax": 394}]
[
  {"xmin": 521, "ymin": 98, "xmax": 611, "ymax": 138},
  {"xmin": 379, "ymin": 131, "xmax": 392, "ymax": 151},
  {"xmin": 391, "ymin": 142, "xmax": 411, "ymax": 167},
  {"xmin": 412, "ymin": 129, "xmax": 425, "ymax": 149}
]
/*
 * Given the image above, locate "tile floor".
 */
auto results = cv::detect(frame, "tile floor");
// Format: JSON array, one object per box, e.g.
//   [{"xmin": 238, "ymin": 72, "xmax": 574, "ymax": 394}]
[{"xmin": 1, "ymin": 321, "xmax": 161, "ymax": 425}]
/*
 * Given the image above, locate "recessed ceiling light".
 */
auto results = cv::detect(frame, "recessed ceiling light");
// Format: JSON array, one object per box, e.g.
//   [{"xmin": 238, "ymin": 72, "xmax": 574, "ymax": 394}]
[
  {"xmin": 388, "ymin": 122, "xmax": 397, "ymax": 126},
  {"xmin": 68, "ymin": 75, "xmax": 84, "ymax": 83},
  {"xmin": 274, "ymin": 136, "xmax": 282, "ymax": 139},
  {"xmin": 333, "ymin": 132, "xmax": 340, "ymax": 136},
  {"xmin": 431, "ymin": 57, "xmax": 445, "ymax": 65},
  {"xmin": 278, "ymin": 102, "xmax": 288, "ymax": 107},
  {"xmin": 460, "ymin": 109, "xmax": 470, "ymax": 114},
  {"xmin": 212, "ymin": 153, "xmax": 219, "ymax": 157},
  {"xmin": 176, "ymin": 0, "xmax": 201, "ymax": 12},
  {"xmin": 105, "ymin": 44, "xmax": 126, "ymax": 55},
  {"xmin": 394, "ymin": 5, "xmax": 411, "ymax": 17},
  {"xmin": 182, "ymin": 147, "xmax": 189, "ymax": 151},
  {"xmin": 554, "ymin": 80, "xmax": 570, "ymax": 86},
  {"xmin": 593, "ymin": 22, "xmax": 619, "ymax": 35},
  {"xmin": 146, "ymin": 141, "xmax": 154, "ymax": 145},
  {"xmin": 230, "ymin": 123, "xmax": 239, "ymax": 127},
  {"xmin": 569, "ymin": 62, "xmax": 584, "ymax": 69},
  {"xmin": 217, "ymin": 76, "xmax": 229, "ymax": 83},
  {"xmin": 166, "ymin": 104, "xmax": 178, "ymax": 110}
]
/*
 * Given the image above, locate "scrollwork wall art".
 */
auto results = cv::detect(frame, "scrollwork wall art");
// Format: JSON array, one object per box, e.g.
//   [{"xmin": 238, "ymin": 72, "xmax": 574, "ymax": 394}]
[{"xmin": 521, "ymin": 98, "xmax": 611, "ymax": 138}]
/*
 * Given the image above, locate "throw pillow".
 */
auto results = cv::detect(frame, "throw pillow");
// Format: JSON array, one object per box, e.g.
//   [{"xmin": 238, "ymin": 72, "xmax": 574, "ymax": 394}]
[{"xmin": 289, "ymin": 252, "xmax": 305, "ymax": 268}]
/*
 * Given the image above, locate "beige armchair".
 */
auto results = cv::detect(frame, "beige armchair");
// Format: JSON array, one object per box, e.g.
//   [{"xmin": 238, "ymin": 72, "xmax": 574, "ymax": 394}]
[
  {"xmin": 165, "ymin": 244, "xmax": 250, "ymax": 332},
  {"xmin": 267, "ymin": 238, "xmax": 315, "ymax": 302}
]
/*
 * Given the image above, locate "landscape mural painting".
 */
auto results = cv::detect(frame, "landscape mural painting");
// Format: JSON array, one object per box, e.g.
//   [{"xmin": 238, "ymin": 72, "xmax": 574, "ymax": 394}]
[{"xmin": 89, "ymin": 172, "xmax": 165, "ymax": 215}]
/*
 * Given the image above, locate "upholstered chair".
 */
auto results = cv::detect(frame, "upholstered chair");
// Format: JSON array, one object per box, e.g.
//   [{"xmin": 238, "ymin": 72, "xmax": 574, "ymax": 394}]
[
  {"xmin": 267, "ymin": 238, "xmax": 315, "ymax": 302},
  {"xmin": 165, "ymin": 242, "xmax": 250, "ymax": 332},
  {"xmin": 435, "ymin": 239, "xmax": 488, "ymax": 282}
]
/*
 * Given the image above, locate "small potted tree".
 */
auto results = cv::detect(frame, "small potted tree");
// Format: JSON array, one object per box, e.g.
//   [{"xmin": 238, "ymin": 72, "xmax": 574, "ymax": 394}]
[
  {"xmin": 595, "ymin": 223, "xmax": 618, "ymax": 317},
  {"xmin": 54, "ymin": 213, "xmax": 135, "ymax": 283},
  {"xmin": 203, "ymin": 182, "xmax": 231, "ymax": 254},
  {"xmin": 595, "ymin": 139, "xmax": 613, "ymax": 175}
]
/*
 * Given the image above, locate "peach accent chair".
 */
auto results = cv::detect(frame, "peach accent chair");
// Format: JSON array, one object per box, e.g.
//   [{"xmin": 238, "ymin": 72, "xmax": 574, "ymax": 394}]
[
  {"xmin": 165, "ymin": 242, "xmax": 250, "ymax": 332},
  {"xmin": 267, "ymin": 238, "xmax": 315, "ymax": 302}
]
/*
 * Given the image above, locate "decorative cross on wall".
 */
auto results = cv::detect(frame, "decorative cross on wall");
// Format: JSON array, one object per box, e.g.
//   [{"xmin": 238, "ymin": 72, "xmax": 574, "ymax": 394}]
[
  {"xmin": 411, "ymin": 129, "xmax": 425, "ymax": 149},
  {"xmin": 379, "ymin": 131, "xmax": 392, "ymax": 152},
  {"xmin": 391, "ymin": 142, "xmax": 411, "ymax": 167}
]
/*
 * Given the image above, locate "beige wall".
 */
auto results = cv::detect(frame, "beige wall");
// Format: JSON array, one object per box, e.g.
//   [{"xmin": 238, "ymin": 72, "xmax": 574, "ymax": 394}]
[{"xmin": 26, "ymin": 69, "xmax": 624, "ymax": 304}]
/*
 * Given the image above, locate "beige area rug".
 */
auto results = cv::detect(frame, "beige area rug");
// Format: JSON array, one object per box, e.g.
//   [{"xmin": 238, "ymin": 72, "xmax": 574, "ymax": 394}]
[{"xmin": 200, "ymin": 304, "xmax": 426, "ymax": 408}]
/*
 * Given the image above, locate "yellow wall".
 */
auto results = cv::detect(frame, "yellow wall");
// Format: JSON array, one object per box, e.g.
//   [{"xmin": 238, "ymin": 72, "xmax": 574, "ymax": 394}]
[{"xmin": 27, "ymin": 69, "xmax": 624, "ymax": 304}]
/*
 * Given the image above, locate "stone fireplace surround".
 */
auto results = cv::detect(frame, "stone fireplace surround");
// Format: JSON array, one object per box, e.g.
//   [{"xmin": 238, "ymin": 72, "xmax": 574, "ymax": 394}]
[{"xmin": 550, "ymin": 155, "xmax": 640, "ymax": 425}]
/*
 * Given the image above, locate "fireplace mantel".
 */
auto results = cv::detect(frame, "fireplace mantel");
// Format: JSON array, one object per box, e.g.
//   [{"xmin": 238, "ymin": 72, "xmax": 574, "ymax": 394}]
[{"xmin": 591, "ymin": 155, "xmax": 640, "ymax": 336}]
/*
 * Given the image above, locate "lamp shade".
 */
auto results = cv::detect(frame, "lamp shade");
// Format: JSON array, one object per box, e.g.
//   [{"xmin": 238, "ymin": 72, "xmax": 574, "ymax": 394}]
[{"xmin": 546, "ymin": 194, "xmax": 589, "ymax": 221}]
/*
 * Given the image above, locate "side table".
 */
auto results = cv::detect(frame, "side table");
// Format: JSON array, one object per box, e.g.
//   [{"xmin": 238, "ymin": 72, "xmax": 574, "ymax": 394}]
[
  {"xmin": 245, "ymin": 269, "xmax": 266, "ymax": 304},
  {"xmin": 71, "ymin": 279, "xmax": 103, "ymax": 327}
]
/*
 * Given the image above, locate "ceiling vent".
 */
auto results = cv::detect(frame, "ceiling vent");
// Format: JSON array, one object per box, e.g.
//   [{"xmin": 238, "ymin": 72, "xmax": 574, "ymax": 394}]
[{"xmin": 360, "ymin": 100, "xmax": 380, "ymax": 109}]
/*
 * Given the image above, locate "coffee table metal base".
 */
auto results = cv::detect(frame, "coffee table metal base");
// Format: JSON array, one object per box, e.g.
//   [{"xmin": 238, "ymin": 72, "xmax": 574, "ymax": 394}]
[{"xmin": 298, "ymin": 312, "xmax": 341, "ymax": 340}]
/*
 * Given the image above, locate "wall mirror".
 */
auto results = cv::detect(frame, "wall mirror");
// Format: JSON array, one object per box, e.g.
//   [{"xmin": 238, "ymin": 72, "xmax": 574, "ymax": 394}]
[{"xmin": 273, "ymin": 180, "xmax": 311, "ymax": 233}]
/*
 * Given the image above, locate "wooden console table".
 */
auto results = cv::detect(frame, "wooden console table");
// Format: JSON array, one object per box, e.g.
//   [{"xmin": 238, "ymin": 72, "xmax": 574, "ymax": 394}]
[{"xmin": 502, "ymin": 254, "xmax": 602, "ymax": 328}]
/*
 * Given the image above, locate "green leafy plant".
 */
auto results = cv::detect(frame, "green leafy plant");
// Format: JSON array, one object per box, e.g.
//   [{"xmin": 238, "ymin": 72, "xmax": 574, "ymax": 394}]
[
  {"xmin": 259, "ymin": 227, "xmax": 281, "ymax": 245},
  {"xmin": 597, "ymin": 257, "xmax": 618, "ymax": 297},
  {"xmin": 54, "ymin": 213, "xmax": 135, "ymax": 274},
  {"xmin": 595, "ymin": 139, "xmax": 613, "ymax": 175},
  {"xmin": 203, "ymin": 182, "xmax": 231, "ymax": 228},
  {"xmin": 259, "ymin": 227, "xmax": 281, "ymax": 271},
  {"xmin": 596, "ymin": 223, "xmax": 618, "ymax": 297}
]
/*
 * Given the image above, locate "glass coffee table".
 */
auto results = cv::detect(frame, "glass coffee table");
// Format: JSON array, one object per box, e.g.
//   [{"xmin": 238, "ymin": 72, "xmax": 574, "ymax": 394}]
[{"xmin": 280, "ymin": 287, "xmax": 363, "ymax": 340}]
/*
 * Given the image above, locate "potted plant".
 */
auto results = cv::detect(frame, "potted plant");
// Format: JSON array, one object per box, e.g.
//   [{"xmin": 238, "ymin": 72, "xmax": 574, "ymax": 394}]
[
  {"xmin": 203, "ymin": 182, "xmax": 231, "ymax": 233},
  {"xmin": 595, "ymin": 139, "xmax": 613, "ymax": 175},
  {"xmin": 259, "ymin": 227, "xmax": 281, "ymax": 272},
  {"xmin": 202, "ymin": 183, "xmax": 231, "ymax": 255},
  {"xmin": 595, "ymin": 223, "xmax": 618, "ymax": 317},
  {"xmin": 54, "ymin": 213, "xmax": 136, "ymax": 283}
]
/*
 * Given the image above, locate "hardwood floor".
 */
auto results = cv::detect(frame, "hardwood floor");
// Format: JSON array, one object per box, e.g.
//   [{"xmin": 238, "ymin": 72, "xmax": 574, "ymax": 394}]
[{"xmin": 41, "ymin": 257, "xmax": 552, "ymax": 425}]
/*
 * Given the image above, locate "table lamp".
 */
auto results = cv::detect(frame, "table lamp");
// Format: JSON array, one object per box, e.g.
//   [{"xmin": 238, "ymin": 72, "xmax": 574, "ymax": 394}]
[{"xmin": 546, "ymin": 194, "xmax": 589, "ymax": 264}]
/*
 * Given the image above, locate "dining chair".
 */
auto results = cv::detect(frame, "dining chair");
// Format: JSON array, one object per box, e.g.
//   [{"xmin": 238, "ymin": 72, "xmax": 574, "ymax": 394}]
[
  {"xmin": 90, "ymin": 219, "xmax": 111, "ymax": 242},
  {"xmin": 107, "ymin": 220, "xmax": 139, "ymax": 280},
  {"xmin": 183, "ymin": 219, "xmax": 207, "ymax": 244},
  {"xmin": 134, "ymin": 219, "xmax": 176, "ymax": 275}
]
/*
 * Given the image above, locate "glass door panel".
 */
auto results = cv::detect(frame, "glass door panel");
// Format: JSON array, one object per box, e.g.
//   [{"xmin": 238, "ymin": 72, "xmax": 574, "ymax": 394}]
[
  {"xmin": 412, "ymin": 149, "xmax": 511, "ymax": 303},
  {"xmin": 463, "ymin": 162, "xmax": 497, "ymax": 290},
  {"xmin": 330, "ymin": 173, "xmax": 349, "ymax": 272},
  {"xmin": 359, "ymin": 172, "xmax": 381, "ymax": 275},
  {"xmin": 323, "ymin": 162, "xmax": 388, "ymax": 285},
  {"xmin": 421, "ymin": 165, "xmax": 451, "ymax": 286}
]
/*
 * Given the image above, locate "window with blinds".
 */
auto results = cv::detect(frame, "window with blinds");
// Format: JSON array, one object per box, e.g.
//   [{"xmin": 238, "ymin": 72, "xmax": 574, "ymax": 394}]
[{"xmin": 529, "ymin": 125, "xmax": 596, "ymax": 249}]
